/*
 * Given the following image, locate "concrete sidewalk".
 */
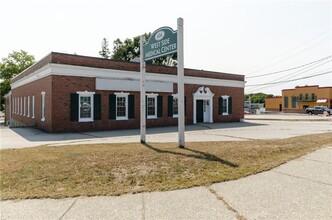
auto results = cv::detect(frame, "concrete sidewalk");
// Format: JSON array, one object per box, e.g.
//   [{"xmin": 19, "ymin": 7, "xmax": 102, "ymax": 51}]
[{"xmin": 1, "ymin": 147, "xmax": 331, "ymax": 220}]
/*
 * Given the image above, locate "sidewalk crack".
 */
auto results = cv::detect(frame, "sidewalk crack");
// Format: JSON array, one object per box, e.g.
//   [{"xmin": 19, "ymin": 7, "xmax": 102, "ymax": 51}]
[
  {"xmin": 59, "ymin": 198, "xmax": 78, "ymax": 220},
  {"xmin": 207, "ymin": 186, "xmax": 247, "ymax": 220}
]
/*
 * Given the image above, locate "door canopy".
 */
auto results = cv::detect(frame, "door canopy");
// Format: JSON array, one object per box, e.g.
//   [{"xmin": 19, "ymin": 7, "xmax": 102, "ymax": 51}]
[{"xmin": 193, "ymin": 86, "xmax": 214, "ymax": 99}]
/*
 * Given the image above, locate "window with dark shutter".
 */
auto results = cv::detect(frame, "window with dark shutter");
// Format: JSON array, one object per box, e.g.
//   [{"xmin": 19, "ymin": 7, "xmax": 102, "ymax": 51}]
[
  {"xmin": 70, "ymin": 93, "xmax": 79, "ymax": 121},
  {"xmin": 94, "ymin": 94, "xmax": 101, "ymax": 120},
  {"xmin": 109, "ymin": 94, "xmax": 116, "ymax": 119}
]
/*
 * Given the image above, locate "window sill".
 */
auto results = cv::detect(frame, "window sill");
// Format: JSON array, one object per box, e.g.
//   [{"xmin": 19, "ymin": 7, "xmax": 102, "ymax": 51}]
[
  {"xmin": 79, "ymin": 118, "xmax": 93, "ymax": 122},
  {"xmin": 41, "ymin": 118, "xmax": 45, "ymax": 122},
  {"xmin": 222, "ymin": 113, "xmax": 229, "ymax": 116},
  {"xmin": 116, "ymin": 117, "xmax": 128, "ymax": 121},
  {"xmin": 173, "ymin": 115, "xmax": 178, "ymax": 118},
  {"xmin": 147, "ymin": 116, "xmax": 157, "ymax": 119}
]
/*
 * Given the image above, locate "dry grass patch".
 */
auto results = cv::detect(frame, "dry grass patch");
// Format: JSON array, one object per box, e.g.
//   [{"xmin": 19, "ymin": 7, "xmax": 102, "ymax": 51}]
[{"xmin": 1, "ymin": 132, "xmax": 331, "ymax": 200}]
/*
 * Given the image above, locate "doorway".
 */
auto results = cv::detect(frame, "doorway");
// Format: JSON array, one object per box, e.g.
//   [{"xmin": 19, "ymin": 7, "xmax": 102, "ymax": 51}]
[
  {"xmin": 196, "ymin": 100, "xmax": 204, "ymax": 123},
  {"xmin": 279, "ymin": 104, "xmax": 282, "ymax": 111}
]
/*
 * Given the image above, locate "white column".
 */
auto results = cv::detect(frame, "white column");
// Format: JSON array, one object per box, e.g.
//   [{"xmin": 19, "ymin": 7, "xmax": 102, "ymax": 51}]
[
  {"xmin": 140, "ymin": 35, "xmax": 146, "ymax": 143},
  {"xmin": 210, "ymin": 97, "xmax": 213, "ymax": 123},
  {"xmin": 177, "ymin": 17, "xmax": 185, "ymax": 148}
]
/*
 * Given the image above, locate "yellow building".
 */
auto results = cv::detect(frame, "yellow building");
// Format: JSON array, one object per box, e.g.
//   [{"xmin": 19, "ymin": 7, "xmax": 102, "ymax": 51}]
[
  {"xmin": 265, "ymin": 96, "xmax": 282, "ymax": 111},
  {"xmin": 265, "ymin": 85, "xmax": 332, "ymax": 112}
]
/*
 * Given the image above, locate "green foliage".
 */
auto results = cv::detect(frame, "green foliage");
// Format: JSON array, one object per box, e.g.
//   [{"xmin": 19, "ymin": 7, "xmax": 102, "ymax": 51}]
[
  {"xmin": 111, "ymin": 33, "xmax": 177, "ymax": 67},
  {"xmin": 98, "ymin": 38, "xmax": 111, "ymax": 59},
  {"xmin": 245, "ymin": 92, "xmax": 274, "ymax": 103},
  {"xmin": 0, "ymin": 50, "xmax": 35, "ymax": 110}
]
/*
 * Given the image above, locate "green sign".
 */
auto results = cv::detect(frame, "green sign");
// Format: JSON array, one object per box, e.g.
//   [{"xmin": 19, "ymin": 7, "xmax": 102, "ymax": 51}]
[{"xmin": 144, "ymin": 26, "xmax": 177, "ymax": 61}]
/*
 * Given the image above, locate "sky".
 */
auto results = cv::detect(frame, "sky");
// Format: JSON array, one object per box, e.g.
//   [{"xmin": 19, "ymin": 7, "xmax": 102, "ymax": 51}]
[{"xmin": 1, "ymin": 0, "xmax": 331, "ymax": 95}]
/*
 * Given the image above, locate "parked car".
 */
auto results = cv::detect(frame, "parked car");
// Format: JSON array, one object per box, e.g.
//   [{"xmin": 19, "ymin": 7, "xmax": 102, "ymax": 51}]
[{"xmin": 305, "ymin": 106, "xmax": 332, "ymax": 115}]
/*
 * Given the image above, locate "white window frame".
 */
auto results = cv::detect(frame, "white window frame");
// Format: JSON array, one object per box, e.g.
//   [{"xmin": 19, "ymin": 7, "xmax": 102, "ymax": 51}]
[
  {"xmin": 172, "ymin": 94, "xmax": 179, "ymax": 118},
  {"xmin": 20, "ymin": 97, "xmax": 23, "ymax": 115},
  {"xmin": 115, "ymin": 93, "xmax": 129, "ymax": 120},
  {"xmin": 77, "ymin": 91, "xmax": 95, "ymax": 122},
  {"xmin": 41, "ymin": 92, "xmax": 46, "ymax": 121},
  {"xmin": 221, "ymin": 95, "xmax": 229, "ymax": 115},
  {"xmin": 17, "ymin": 98, "xmax": 19, "ymax": 114},
  {"xmin": 27, "ymin": 96, "xmax": 30, "ymax": 117},
  {"xmin": 146, "ymin": 93, "xmax": 158, "ymax": 119},
  {"xmin": 23, "ymin": 96, "xmax": 26, "ymax": 116},
  {"xmin": 32, "ymin": 95, "xmax": 35, "ymax": 118}
]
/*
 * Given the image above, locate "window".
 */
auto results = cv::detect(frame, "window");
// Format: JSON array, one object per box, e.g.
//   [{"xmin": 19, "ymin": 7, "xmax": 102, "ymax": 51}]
[
  {"xmin": 77, "ymin": 91, "xmax": 94, "ymax": 122},
  {"xmin": 284, "ymin": 96, "xmax": 288, "ymax": 108},
  {"xmin": 311, "ymin": 93, "xmax": 315, "ymax": 101},
  {"xmin": 173, "ymin": 97, "xmax": 178, "ymax": 116},
  {"xmin": 305, "ymin": 93, "xmax": 309, "ymax": 100},
  {"xmin": 299, "ymin": 94, "xmax": 303, "ymax": 101},
  {"xmin": 222, "ymin": 96, "xmax": 229, "ymax": 115},
  {"xmin": 23, "ymin": 97, "xmax": 26, "ymax": 116},
  {"xmin": 147, "ymin": 94, "xmax": 158, "ymax": 119},
  {"xmin": 20, "ymin": 97, "xmax": 23, "ymax": 115},
  {"xmin": 41, "ymin": 92, "xmax": 45, "ymax": 121},
  {"xmin": 27, "ymin": 96, "xmax": 30, "ymax": 117},
  {"xmin": 32, "ymin": 95, "xmax": 35, "ymax": 118},
  {"xmin": 115, "ymin": 93, "xmax": 129, "ymax": 120},
  {"xmin": 291, "ymin": 96, "xmax": 296, "ymax": 108}
]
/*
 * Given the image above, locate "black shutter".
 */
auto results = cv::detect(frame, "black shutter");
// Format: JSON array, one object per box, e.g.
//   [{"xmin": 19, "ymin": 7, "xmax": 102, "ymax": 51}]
[
  {"xmin": 218, "ymin": 97, "xmax": 223, "ymax": 115},
  {"xmin": 157, "ymin": 95, "xmax": 163, "ymax": 117},
  {"xmin": 128, "ymin": 95, "xmax": 135, "ymax": 118},
  {"xmin": 94, "ymin": 94, "xmax": 101, "ymax": 120},
  {"xmin": 168, "ymin": 95, "xmax": 173, "ymax": 117},
  {"xmin": 109, "ymin": 94, "xmax": 116, "ymax": 119},
  {"xmin": 228, "ymin": 96, "xmax": 232, "ymax": 114},
  {"xmin": 184, "ymin": 96, "xmax": 187, "ymax": 116},
  {"xmin": 146, "ymin": 95, "xmax": 147, "ymax": 116},
  {"xmin": 70, "ymin": 93, "xmax": 79, "ymax": 121}
]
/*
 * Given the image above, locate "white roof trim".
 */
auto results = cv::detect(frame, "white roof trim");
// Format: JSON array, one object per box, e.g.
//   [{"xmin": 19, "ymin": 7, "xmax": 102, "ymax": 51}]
[{"xmin": 11, "ymin": 63, "xmax": 245, "ymax": 89}]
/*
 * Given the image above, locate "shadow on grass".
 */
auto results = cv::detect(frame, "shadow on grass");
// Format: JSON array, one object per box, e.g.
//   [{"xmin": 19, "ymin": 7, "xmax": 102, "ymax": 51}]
[{"xmin": 142, "ymin": 143, "xmax": 238, "ymax": 168}]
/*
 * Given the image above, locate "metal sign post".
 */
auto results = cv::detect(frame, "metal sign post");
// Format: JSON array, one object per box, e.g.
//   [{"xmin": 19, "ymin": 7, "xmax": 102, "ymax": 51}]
[
  {"xmin": 140, "ymin": 35, "xmax": 146, "ymax": 143},
  {"xmin": 177, "ymin": 17, "xmax": 185, "ymax": 148},
  {"xmin": 141, "ymin": 18, "xmax": 185, "ymax": 148}
]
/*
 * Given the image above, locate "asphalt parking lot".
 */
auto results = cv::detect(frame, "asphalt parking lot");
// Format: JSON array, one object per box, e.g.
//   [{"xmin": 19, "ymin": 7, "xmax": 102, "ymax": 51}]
[{"xmin": 1, "ymin": 114, "xmax": 331, "ymax": 149}]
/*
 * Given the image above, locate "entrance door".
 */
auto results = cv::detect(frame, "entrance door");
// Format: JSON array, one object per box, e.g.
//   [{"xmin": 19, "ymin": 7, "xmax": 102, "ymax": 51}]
[
  {"xmin": 196, "ymin": 100, "xmax": 204, "ymax": 123},
  {"xmin": 279, "ymin": 104, "xmax": 282, "ymax": 111}
]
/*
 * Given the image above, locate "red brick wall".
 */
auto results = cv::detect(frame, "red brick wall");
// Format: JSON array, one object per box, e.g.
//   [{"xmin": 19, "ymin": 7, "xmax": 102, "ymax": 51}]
[
  {"xmin": 10, "ymin": 76, "xmax": 53, "ymax": 131},
  {"xmin": 49, "ymin": 75, "xmax": 243, "ymax": 133}
]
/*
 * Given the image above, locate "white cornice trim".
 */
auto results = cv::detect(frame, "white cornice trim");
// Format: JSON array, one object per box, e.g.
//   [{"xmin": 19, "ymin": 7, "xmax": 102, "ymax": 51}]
[
  {"xmin": 11, "ymin": 63, "xmax": 245, "ymax": 89},
  {"xmin": 11, "ymin": 64, "xmax": 52, "ymax": 89}
]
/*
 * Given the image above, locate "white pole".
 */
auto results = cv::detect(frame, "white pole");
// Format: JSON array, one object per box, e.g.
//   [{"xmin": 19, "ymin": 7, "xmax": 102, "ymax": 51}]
[
  {"xmin": 140, "ymin": 35, "xmax": 146, "ymax": 143},
  {"xmin": 177, "ymin": 17, "xmax": 185, "ymax": 148}
]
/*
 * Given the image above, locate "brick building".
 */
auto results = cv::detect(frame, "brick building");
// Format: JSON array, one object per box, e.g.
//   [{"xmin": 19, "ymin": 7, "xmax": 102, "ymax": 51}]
[
  {"xmin": 265, "ymin": 85, "xmax": 332, "ymax": 113},
  {"xmin": 4, "ymin": 52, "xmax": 245, "ymax": 132}
]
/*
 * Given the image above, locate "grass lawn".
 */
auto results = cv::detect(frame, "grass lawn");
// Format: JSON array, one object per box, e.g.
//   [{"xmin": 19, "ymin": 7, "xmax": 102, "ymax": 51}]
[{"xmin": 1, "ymin": 132, "xmax": 331, "ymax": 200}]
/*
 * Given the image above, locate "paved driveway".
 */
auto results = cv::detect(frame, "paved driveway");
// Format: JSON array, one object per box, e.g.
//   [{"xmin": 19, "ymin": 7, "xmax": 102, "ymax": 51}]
[{"xmin": 1, "ymin": 119, "xmax": 331, "ymax": 149}]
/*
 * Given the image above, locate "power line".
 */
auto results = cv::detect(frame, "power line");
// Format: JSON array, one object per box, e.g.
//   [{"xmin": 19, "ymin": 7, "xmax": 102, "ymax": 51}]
[
  {"xmin": 246, "ymin": 55, "xmax": 332, "ymax": 79},
  {"xmin": 245, "ymin": 67, "xmax": 332, "ymax": 93},
  {"xmin": 244, "ymin": 30, "xmax": 331, "ymax": 76},
  {"xmin": 246, "ymin": 70, "xmax": 332, "ymax": 87}
]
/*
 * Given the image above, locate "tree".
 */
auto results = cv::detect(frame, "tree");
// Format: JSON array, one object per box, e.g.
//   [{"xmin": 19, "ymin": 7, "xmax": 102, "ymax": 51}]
[
  {"xmin": 99, "ymin": 38, "xmax": 111, "ymax": 59},
  {"xmin": 244, "ymin": 92, "xmax": 274, "ymax": 103},
  {"xmin": 111, "ymin": 33, "xmax": 177, "ymax": 67},
  {"xmin": 0, "ymin": 50, "xmax": 35, "ymax": 110}
]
